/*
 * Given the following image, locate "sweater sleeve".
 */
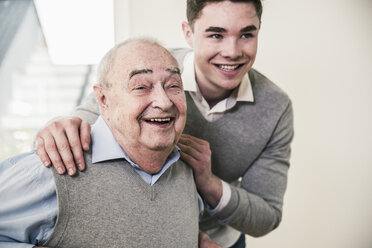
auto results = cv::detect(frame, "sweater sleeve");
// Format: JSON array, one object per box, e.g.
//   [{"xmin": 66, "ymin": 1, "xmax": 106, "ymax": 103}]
[
  {"xmin": 214, "ymin": 100, "xmax": 294, "ymax": 237},
  {"xmin": 71, "ymin": 92, "xmax": 100, "ymax": 125}
]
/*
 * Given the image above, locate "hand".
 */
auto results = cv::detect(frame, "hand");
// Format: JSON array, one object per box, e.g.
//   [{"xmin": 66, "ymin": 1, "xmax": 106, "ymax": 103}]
[
  {"xmin": 178, "ymin": 134, "xmax": 222, "ymax": 208},
  {"xmin": 199, "ymin": 231, "xmax": 221, "ymax": 248},
  {"xmin": 35, "ymin": 117, "xmax": 91, "ymax": 176}
]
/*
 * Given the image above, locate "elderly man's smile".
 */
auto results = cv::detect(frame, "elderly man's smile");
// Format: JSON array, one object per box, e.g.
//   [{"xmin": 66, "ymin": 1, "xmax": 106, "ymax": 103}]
[{"xmin": 142, "ymin": 116, "xmax": 175, "ymax": 128}]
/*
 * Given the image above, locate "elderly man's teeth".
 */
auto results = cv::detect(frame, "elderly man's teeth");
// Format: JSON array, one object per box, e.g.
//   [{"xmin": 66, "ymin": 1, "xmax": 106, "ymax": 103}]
[
  {"xmin": 150, "ymin": 118, "xmax": 171, "ymax": 122},
  {"xmin": 219, "ymin": 65, "xmax": 239, "ymax": 71}
]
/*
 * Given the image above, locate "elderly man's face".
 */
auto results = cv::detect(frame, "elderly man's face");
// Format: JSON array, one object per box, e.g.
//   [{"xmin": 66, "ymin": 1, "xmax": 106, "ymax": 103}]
[{"xmin": 101, "ymin": 42, "xmax": 186, "ymax": 154}]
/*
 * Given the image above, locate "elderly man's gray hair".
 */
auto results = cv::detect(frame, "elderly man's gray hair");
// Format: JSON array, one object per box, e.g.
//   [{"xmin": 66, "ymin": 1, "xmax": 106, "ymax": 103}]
[{"xmin": 96, "ymin": 37, "xmax": 163, "ymax": 88}]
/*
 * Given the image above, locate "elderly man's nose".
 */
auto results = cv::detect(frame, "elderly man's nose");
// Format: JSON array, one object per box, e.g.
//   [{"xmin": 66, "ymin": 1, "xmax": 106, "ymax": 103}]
[{"xmin": 152, "ymin": 88, "xmax": 173, "ymax": 109}]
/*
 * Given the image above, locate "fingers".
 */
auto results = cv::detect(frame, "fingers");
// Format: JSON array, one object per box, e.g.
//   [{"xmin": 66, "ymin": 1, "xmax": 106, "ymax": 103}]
[
  {"xmin": 51, "ymin": 118, "xmax": 88, "ymax": 175},
  {"xmin": 179, "ymin": 148, "xmax": 199, "ymax": 168},
  {"xmin": 35, "ymin": 117, "xmax": 89, "ymax": 176},
  {"xmin": 42, "ymin": 131, "xmax": 67, "ymax": 175},
  {"xmin": 179, "ymin": 133, "xmax": 207, "ymax": 146},
  {"xmin": 178, "ymin": 134, "xmax": 211, "ymax": 160},
  {"xmin": 199, "ymin": 231, "xmax": 221, "ymax": 248},
  {"xmin": 80, "ymin": 120, "xmax": 91, "ymax": 151},
  {"xmin": 35, "ymin": 136, "xmax": 51, "ymax": 167},
  {"xmin": 178, "ymin": 134, "xmax": 211, "ymax": 174},
  {"xmin": 64, "ymin": 121, "xmax": 86, "ymax": 172},
  {"xmin": 52, "ymin": 122, "xmax": 79, "ymax": 175},
  {"xmin": 37, "ymin": 131, "xmax": 65, "ymax": 174}
]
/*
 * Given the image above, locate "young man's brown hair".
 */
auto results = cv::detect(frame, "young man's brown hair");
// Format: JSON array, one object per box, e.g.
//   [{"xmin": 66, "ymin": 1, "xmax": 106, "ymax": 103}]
[{"xmin": 186, "ymin": 0, "xmax": 263, "ymax": 27}]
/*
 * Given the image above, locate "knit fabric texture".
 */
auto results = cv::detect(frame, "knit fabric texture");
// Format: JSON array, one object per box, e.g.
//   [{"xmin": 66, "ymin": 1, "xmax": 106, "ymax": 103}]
[
  {"xmin": 72, "ymin": 48, "xmax": 294, "ymax": 239},
  {"xmin": 45, "ymin": 151, "xmax": 199, "ymax": 248}
]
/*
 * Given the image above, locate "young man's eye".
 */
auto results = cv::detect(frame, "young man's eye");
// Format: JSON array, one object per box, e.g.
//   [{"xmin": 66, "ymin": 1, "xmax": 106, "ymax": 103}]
[
  {"xmin": 209, "ymin": 34, "xmax": 223, "ymax": 39},
  {"xmin": 241, "ymin": 33, "xmax": 253, "ymax": 39}
]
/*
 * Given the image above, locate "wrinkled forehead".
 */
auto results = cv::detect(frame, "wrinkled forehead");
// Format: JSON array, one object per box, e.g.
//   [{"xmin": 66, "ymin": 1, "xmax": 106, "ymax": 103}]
[
  {"xmin": 111, "ymin": 42, "xmax": 178, "ymax": 87},
  {"xmin": 119, "ymin": 42, "xmax": 177, "ymax": 68}
]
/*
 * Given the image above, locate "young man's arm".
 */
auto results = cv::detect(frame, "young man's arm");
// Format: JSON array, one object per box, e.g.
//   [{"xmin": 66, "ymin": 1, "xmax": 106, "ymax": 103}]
[
  {"xmin": 35, "ymin": 92, "xmax": 99, "ymax": 175},
  {"xmin": 178, "ymin": 134, "xmax": 223, "ymax": 208},
  {"xmin": 179, "ymin": 101, "xmax": 294, "ymax": 237}
]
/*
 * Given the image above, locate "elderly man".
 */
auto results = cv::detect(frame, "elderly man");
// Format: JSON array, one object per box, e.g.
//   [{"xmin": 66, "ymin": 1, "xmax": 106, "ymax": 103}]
[
  {"xmin": 34, "ymin": 0, "xmax": 294, "ymax": 247},
  {"xmin": 0, "ymin": 39, "xmax": 202, "ymax": 247}
]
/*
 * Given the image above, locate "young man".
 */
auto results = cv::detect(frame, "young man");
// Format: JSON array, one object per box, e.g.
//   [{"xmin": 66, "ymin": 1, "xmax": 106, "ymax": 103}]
[
  {"xmin": 0, "ymin": 39, "xmax": 202, "ymax": 248},
  {"xmin": 35, "ymin": 1, "xmax": 294, "ymax": 247}
]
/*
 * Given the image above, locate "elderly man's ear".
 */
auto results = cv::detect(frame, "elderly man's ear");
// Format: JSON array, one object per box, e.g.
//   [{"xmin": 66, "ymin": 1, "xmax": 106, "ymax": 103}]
[{"xmin": 93, "ymin": 85, "xmax": 108, "ymax": 111}]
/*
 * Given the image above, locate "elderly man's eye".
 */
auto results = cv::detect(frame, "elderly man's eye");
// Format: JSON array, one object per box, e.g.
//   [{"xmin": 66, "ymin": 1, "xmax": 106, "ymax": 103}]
[
  {"xmin": 133, "ymin": 84, "xmax": 149, "ymax": 90},
  {"xmin": 166, "ymin": 82, "xmax": 183, "ymax": 91}
]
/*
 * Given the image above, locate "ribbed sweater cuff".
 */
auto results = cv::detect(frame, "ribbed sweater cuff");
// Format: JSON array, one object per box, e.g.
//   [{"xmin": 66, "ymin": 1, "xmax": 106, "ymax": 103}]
[{"xmin": 215, "ymin": 185, "xmax": 240, "ymax": 223}]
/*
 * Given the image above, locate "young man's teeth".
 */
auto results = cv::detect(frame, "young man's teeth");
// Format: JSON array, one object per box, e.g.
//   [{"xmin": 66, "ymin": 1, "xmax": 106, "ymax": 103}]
[
  {"xmin": 219, "ymin": 65, "xmax": 239, "ymax": 71},
  {"xmin": 150, "ymin": 118, "xmax": 171, "ymax": 122}
]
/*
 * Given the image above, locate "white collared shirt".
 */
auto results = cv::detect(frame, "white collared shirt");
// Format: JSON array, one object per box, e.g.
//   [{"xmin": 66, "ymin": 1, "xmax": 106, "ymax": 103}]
[
  {"xmin": 181, "ymin": 51, "xmax": 254, "ymax": 122},
  {"xmin": 91, "ymin": 116, "xmax": 180, "ymax": 186},
  {"xmin": 91, "ymin": 116, "xmax": 204, "ymax": 217},
  {"xmin": 180, "ymin": 51, "xmax": 253, "ymax": 246}
]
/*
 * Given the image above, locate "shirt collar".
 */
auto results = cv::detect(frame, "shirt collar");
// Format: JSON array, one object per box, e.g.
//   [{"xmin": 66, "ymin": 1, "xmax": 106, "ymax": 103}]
[
  {"xmin": 181, "ymin": 51, "xmax": 254, "ymax": 102},
  {"xmin": 91, "ymin": 116, "xmax": 180, "ymax": 167},
  {"xmin": 91, "ymin": 116, "xmax": 126, "ymax": 163}
]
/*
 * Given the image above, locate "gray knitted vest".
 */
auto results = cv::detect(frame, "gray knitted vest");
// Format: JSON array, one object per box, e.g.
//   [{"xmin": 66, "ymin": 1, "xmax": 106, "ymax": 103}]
[
  {"xmin": 183, "ymin": 76, "xmax": 291, "ymax": 231},
  {"xmin": 45, "ymin": 152, "xmax": 199, "ymax": 248},
  {"xmin": 171, "ymin": 48, "xmax": 292, "ymax": 232}
]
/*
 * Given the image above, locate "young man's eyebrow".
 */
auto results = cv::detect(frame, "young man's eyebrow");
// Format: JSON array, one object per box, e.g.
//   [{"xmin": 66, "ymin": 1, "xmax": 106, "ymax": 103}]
[
  {"xmin": 205, "ymin": 25, "xmax": 258, "ymax": 33},
  {"xmin": 129, "ymin": 69, "xmax": 153, "ymax": 79},
  {"xmin": 205, "ymin": 26, "xmax": 226, "ymax": 33},
  {"xmin": 240, "ymin": 25, "xmax": 258, "ymax": 33},
  {"xmin": 166, "ymin": 67, "xmax": 181, "ymax": 75}
]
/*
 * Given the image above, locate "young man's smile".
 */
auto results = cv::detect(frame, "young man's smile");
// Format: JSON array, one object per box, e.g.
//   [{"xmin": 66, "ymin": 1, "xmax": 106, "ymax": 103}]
[
  {"xmin": 183, "ymin": 1, "xmax": 260, "ymax": 104},
  {"xmin": 212, "ymin": 61, "xmax": 248, "ymax": 77}
]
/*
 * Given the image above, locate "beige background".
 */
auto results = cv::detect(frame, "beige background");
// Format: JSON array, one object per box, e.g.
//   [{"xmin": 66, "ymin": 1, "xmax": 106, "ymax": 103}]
[
  {"xmin": 250, "ymin": 1, "xmax": 372, "ymax": 247},
  {"xmin": 114, "ymin": 0, "xmax": 372, "ymax": 247},
  {"xmin": 3, "ymin": 0, "xmax": 369, "ymax": 246}
]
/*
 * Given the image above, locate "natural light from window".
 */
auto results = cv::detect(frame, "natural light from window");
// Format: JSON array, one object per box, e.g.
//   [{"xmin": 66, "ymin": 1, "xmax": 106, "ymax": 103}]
[{"xmin": 34, "ymin": 0, "xmax": 114, "ymax": 65}]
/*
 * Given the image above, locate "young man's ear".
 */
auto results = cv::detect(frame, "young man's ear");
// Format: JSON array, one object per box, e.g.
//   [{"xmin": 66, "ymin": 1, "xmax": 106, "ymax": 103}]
[
  {"xmin": 93, "ymin": 84, "xmax": 108, "ymax": 111},
  {"xmin": 182, "ymin": 21, "xmax": 194, "ymax": 48}
]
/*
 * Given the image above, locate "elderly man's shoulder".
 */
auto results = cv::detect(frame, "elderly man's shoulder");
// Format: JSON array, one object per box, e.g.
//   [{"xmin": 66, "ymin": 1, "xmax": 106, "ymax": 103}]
[{"xmin": 0, "ymin": 152, "xmax": 50, "ymax": 179}]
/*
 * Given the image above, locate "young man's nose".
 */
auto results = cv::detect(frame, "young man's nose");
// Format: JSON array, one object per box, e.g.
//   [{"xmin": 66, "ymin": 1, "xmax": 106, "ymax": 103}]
[{"xmin": 220, "ymin": 38, "xmax": 242, "ymax": 59}]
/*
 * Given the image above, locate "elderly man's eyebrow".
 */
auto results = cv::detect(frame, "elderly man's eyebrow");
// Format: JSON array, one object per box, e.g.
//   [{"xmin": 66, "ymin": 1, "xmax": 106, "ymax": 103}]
[
  {"xmin": 129, "ymin": 69, "xmax": 153, "ymax": 79},
  {"xmin": 166, "ymin": 67, "xmax": 181, "ymax": 75}
]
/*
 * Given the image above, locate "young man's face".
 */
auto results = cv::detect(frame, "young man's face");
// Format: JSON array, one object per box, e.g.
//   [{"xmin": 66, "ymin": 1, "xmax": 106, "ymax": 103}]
[{"xmin": 183, "ymin": 1, "xmax": 260, "ymax": 97}]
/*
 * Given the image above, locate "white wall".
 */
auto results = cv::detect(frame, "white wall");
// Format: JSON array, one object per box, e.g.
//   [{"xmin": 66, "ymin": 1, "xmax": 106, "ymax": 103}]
[
  {"xmin": 35, "ymin": 0, "xmax": 114, "ymax": 64},
  {"xmin": 114, "ymin": 0, "xmax": 188, "ymax": 48},
  {"xmin": 250, "ymin": 1, "xmax": 372, "ymax": 247},
  {"xmin": 115, "ymin": 0, "xmax": 372, "ymax": 247}
]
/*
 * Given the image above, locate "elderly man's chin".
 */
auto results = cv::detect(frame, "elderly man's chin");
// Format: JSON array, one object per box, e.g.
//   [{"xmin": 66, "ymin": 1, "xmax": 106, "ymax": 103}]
[
  {"xmin": 139, "ymin": 118, "xmax": 185, "ymax": 151},
  {"xmin": 143, "ymin": 135, "xmax": 178, "ymax": 151}
]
